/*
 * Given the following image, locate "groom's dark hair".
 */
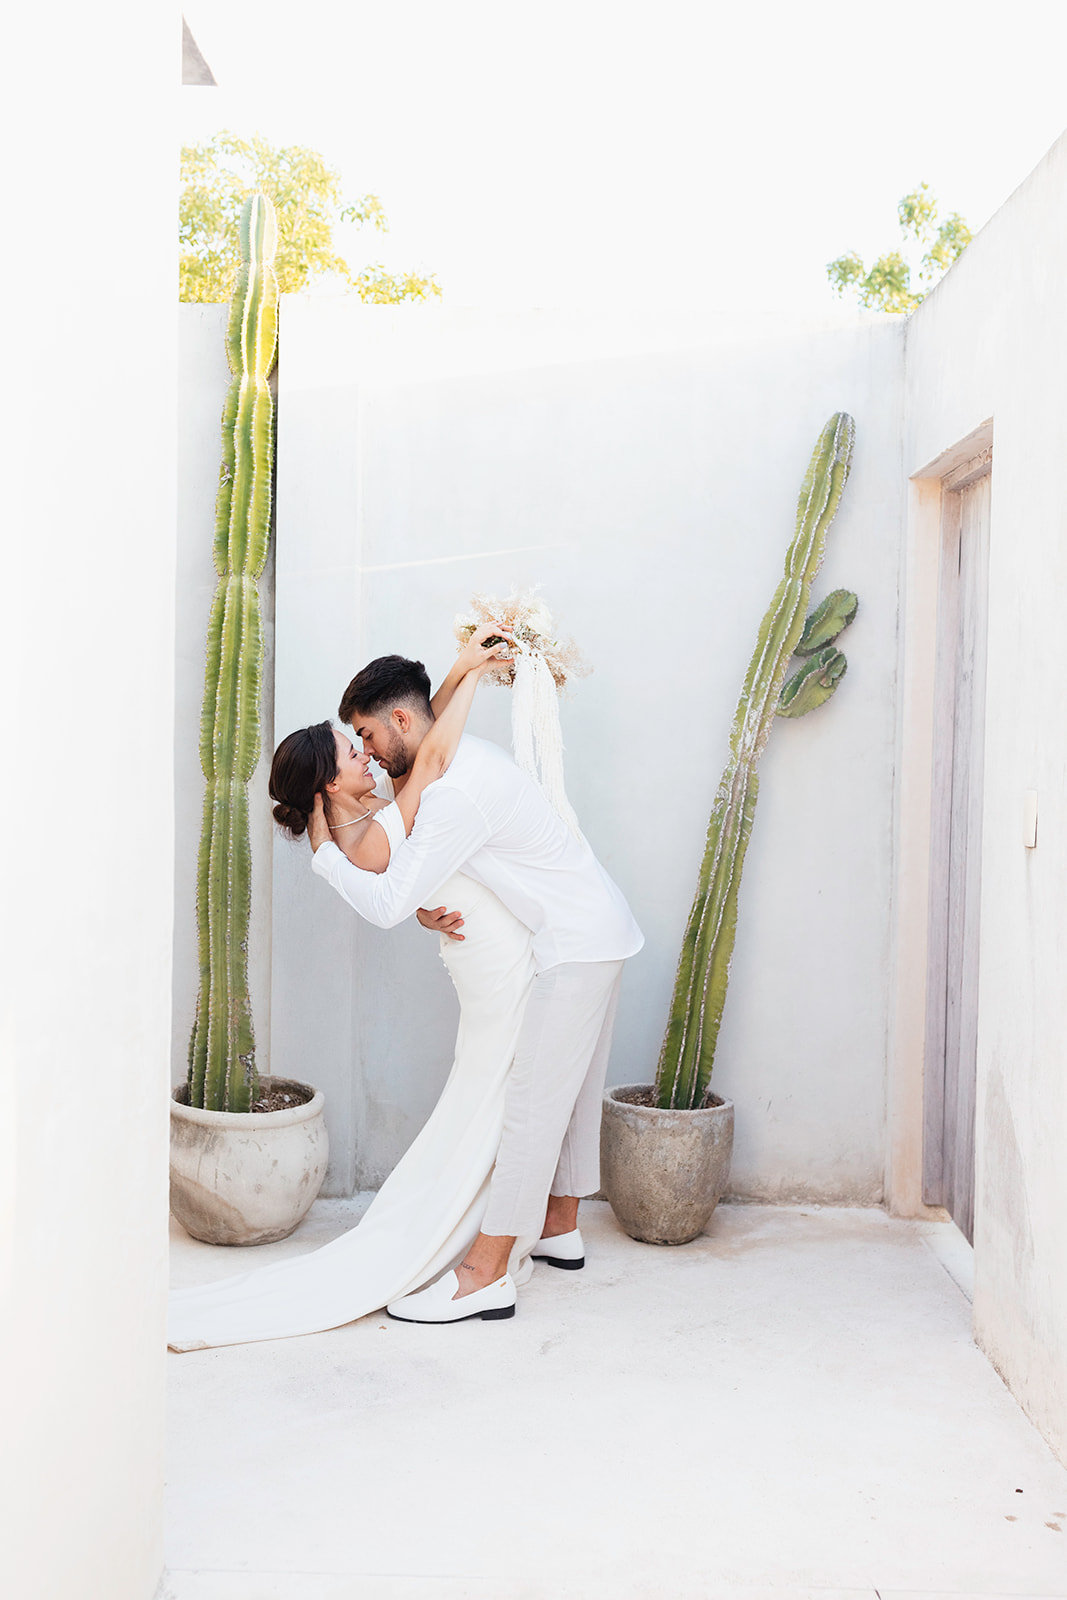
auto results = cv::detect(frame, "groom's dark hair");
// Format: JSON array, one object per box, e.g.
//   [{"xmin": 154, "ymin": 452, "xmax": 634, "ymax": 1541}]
[{"xmin": 339, "ymin": 655, "xmax": 433, "ymax": 726}]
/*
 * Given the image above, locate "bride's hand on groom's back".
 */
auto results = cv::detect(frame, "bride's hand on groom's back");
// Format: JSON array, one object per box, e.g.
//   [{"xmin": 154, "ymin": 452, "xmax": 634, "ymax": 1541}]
[{"xmin": 417, "ymin": 905, "xmax": 465, "ymax": 941}]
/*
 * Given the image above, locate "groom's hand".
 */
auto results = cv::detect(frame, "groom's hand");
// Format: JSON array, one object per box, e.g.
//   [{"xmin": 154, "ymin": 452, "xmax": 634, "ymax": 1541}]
[
  {"xmin": 308, "ymin": 793, "xmax": 331, "ymax": 853},
  {"xmin": 417, "ymin": 905, "xmax": 465, "ymax": 941}
]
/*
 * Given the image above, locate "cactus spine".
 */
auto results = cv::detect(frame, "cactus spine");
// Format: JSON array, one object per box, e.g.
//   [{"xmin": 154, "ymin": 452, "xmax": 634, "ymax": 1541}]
[
  {"xmin": 188, "ymin": 194, "xmax": 279, "ymax": 1112},
  {"xmin": 654, "ymin": 414, "xmax": 855, "ymax": 1110}
]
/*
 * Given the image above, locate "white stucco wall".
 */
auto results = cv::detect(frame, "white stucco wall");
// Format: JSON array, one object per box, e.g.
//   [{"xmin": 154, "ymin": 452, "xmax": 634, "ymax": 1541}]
[
  {"xmin": 901, "ymin": 132, "xmax": 1067, "ymax": 1461},
  {"xmin": 258, "ymin": 301, "xmax": 904, "ymax": 1200},
  {"xmin": 1, "ymin": 8, "xmax": 176, "ymax": 1599}
]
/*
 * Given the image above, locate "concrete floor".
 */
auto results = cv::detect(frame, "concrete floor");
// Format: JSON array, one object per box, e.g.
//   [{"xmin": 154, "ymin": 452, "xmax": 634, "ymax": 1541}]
[{"xmin": 164, "ymin": 1201, "xmax": 1067, "ymax": 1600}]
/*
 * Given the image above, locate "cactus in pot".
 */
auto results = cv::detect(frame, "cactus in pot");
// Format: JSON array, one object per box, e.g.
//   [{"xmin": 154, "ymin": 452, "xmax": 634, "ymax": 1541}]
[
  {"xmin": 187, "ymin": 192, "xmax": 278, "ymax": 1113},
  {"xmin": 654, "ymin": 414, "xmax": 858, "ymax": 1111}
]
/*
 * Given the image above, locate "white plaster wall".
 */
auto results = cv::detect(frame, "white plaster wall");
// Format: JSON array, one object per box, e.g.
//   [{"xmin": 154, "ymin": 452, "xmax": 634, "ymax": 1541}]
[
  {"xmin": 0, "ymin": 7, "xmax": 176, "ymax": 1598},
  {"xmin": 903, "ymin": 131, "xmax": 1067, "ymax": 1462},
  {"xmin": 268, "ymin": 300, "xmax": 903, "ymax": 1199}
]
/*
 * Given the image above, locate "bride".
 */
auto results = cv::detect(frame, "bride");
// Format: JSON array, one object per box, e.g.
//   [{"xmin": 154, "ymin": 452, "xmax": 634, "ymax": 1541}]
[{"xmin": 168, "ymin": 624, "xmax": 545, "ymax": 1352}]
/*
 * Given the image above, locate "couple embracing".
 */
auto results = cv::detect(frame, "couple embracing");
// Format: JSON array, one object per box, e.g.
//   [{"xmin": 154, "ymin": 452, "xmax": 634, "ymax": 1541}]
[{"xmin": 168, "ymin": 619, "xmax": 641, "ymax": 1351}]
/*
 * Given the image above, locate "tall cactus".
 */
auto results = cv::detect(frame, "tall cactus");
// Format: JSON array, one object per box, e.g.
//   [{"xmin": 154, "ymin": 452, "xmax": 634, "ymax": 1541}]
[
  {"xmin": 188, "ymin": 193, "xmax": 279, "ymax": 1112},
  {"xmin": 655, "ymin": 413, "xmax": 856, "ymax": 1110}
]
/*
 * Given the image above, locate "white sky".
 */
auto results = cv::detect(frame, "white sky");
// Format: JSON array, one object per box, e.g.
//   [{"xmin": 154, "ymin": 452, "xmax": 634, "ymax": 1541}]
[{"xmin": 181, "ymin": 0, "xmax": 1067, "ymax": 312}]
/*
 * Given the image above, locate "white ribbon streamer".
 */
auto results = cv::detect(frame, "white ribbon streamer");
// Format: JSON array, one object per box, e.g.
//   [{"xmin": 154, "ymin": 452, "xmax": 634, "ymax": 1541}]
[{"xmin": 511, "ymin": 646, "xmax": 581, "ymax": 839}]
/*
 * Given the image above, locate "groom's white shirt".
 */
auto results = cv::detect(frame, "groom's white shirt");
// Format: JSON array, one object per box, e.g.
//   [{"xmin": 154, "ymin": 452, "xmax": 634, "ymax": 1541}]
[{"xmin": 311, "ymin": 735, "xmax": 642, "ymax": 971}]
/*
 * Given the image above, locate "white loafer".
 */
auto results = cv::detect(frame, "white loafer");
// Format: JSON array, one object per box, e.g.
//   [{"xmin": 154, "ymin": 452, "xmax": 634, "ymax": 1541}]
[
  {"xmin": 531, "ymin": 1228, "xmax": 585, "ymax": 1270},
  {"xmin": 386, "ymin": 1270, "xmax": 516, "ymax": 1323}
]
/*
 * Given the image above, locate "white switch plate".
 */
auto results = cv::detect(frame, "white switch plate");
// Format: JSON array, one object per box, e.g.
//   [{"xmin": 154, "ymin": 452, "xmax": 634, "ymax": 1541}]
[{"xmin": 1023, "ymin": 789, "xmax": 1038, "ymax": 849}]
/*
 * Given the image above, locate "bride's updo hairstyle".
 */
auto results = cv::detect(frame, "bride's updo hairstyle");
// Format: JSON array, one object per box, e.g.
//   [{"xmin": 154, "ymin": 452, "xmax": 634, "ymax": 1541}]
[{"xmin": 269, "ymin": 721, "xmax": 338, "ymax": 839}]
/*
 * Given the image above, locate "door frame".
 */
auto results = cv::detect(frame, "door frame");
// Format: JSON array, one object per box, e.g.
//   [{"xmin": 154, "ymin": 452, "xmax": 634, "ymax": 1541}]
[
  {"xmin": 886, "ymin": 419, "xmax": 993, "ymax": 1220},
  {"xmin": 922, "ymin": 466, "xmax": 992, "ymax": 1240}
]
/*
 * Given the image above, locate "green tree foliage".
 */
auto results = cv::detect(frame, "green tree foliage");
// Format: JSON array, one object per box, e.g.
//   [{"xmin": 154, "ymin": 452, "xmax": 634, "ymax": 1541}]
[
  {"xmin": 827, "ymin": 183, "xmax": 972, "ymax": 314},
  {"xmin": 180, "ymin": 132, "xmax": 442, "ymax": 304}
]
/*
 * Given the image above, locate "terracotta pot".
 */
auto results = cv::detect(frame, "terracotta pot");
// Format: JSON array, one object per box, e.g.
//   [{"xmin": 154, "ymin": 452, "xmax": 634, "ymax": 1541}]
[
  {"xmin": 600, "ymin": 1083, "xmax": 734, "ymax": 1245},
  {"xmin": 170, "ymin": 1076, "xmax": 328, "ymax": 1246}
]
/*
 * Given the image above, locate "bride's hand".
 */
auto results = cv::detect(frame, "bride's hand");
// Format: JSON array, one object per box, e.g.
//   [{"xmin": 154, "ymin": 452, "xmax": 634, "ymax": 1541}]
[
  {"xmin": 308, "ymin": 792, "xmax": 331, "ymax": 853},
  {"xmin": 470, "ymin": 645, "xmax": 509, "ymax": 676},
  {"xmin": 454, "ymin": 621, "xmax": 514, "ymax": 676}
]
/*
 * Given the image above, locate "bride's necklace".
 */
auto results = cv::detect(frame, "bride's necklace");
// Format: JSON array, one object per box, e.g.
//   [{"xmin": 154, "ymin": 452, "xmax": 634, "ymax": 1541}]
[{"xmin": 328, "ymin": 806, "xmax": 374, "ymax": 830}]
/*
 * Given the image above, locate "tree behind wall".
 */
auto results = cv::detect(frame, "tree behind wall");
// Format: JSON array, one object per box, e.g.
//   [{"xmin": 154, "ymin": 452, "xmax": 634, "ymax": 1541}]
[
  {"xmin": 180, "ymin": 131, "xmax": 442, "ymax": 304},
  {"xmin": 827, "ymin": 182, "xmax": 972, "ymax": 313}
]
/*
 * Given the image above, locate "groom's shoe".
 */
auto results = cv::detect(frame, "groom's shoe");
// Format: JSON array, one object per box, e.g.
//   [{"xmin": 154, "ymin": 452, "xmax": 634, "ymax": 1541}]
[
  {"xmin": 531, "ymin": 1227, "xmax": 585, "ymax": 1270},
  {"xmin": 386, "ymin": 1270, "xmax": 516, "ymax": 1323}
]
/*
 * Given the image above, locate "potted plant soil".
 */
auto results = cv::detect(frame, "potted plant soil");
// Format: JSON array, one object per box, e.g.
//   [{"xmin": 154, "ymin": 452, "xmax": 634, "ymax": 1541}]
[
  {"xmin": 601, "ymin": 415, "xmax": 859, "ymax": 1244},
  {"xmin": 170, "ymin": 193, "xmax": 327, "ymax": 1246}
]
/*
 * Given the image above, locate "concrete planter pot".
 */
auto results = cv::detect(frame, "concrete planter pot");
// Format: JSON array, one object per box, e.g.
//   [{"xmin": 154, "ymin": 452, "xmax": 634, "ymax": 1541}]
[
  {"xmin": 600, "ymin": 1083, "xmax": 734, "ymax": 1245},
  {"xmin": 170, "ymin": 1076, "xmax": 329, "ymax": 1246}
]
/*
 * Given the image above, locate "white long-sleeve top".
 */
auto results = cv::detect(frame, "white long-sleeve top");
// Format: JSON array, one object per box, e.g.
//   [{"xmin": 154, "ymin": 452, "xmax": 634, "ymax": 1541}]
[{"xmin": 311, "ymin": 735, "xmax": 643, "ymax": 972}]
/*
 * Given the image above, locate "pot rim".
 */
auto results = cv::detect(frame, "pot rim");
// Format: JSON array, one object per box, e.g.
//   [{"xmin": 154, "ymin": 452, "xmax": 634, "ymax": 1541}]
[
  {"xmin": 171, "ymin": 1076, "xmax": 325, "ymax": 1130},
  {"xmin": 603, "ymin": 1082, "xmax": 734, "ymax": 1118}
]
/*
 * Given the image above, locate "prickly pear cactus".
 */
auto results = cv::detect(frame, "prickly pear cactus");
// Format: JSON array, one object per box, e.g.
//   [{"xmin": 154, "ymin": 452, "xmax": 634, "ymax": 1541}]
[
  {"xmin": 654, "ymin": 415, "xmax": 855, "ymax": 1111},
  {"xmin": 188, "ymin": 193, "xmax": 278, "ymax": 1112}
]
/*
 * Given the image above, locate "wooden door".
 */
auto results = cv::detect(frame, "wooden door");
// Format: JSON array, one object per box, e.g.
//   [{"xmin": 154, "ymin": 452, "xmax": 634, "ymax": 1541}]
[{"xmin": 923, "ymin": 466, "xmax": 992, "ymax": 1242}]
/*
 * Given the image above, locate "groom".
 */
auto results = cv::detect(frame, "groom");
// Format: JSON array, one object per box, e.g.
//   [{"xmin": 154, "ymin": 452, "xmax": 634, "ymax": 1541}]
[{"xmin": 307, "ymin": 652, "xmax": 642, "ymax": 1323}]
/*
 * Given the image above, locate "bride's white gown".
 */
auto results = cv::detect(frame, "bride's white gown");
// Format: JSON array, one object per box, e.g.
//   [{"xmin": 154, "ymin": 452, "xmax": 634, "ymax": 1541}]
[{"xmin": 167, "ymin": 873, "xmax": 536, "ymax": 1351}]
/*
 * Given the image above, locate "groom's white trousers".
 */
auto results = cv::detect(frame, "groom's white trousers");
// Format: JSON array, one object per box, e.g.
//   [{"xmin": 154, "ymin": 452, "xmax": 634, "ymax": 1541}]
[{"xmin": 481, "ymin": 957, "xmax": 624, "ymax": 1239}]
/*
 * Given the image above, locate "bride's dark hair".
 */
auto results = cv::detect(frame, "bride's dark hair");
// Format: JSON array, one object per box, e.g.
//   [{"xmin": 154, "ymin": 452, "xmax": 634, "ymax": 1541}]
[{"xmin": 270, "ymin": 721, "xmax": 338, "ymax": 838}]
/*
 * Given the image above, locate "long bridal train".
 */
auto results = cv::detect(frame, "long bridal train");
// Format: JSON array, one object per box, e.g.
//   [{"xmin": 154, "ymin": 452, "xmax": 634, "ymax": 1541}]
[{"xmin": 168, "ymin": 874, "xmax": 536, "ymax": 1352}]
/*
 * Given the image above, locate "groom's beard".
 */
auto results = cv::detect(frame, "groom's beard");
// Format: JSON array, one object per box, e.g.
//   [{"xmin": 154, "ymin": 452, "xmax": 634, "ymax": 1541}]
[{"xmin": 379, "ymin": 729, "xmax": 412, "ymax": 779}]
